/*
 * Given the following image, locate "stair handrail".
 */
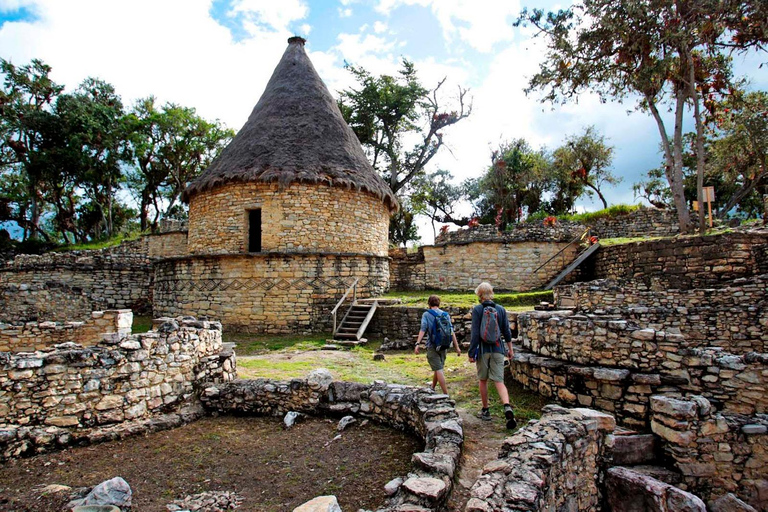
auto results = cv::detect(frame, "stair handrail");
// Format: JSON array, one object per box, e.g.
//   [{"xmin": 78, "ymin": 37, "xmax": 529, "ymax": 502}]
[
  {"xmin": 331, "ymin": 278, "xmax": 359, "ymax": 334},
  {"xmin": 532, "ymin": 227, "xmax": 591, "ymax": 274}
]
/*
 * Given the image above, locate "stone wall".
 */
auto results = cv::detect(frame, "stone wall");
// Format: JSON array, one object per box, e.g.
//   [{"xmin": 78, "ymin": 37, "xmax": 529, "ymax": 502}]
[
  {"xmin": 0, "ymin": 316, "xmax": 236, "ymax": 460},
  {"xmin": 589, "ymin": 207, "xmax": 683, "ymax": 239},
  {"xmin": 201, "ymin": 372, "xmax": 462, "ymax": 511},
  {"xmin": 435, "ymin": 222, "xmax": 585, "ymax": 245},
  {"xmin": 0, "ymin": 310, "xmax": 132, "ymax": 352},
  {"xmin": 368, "ymin": 305, "xmax": 474, "ymax": 348},
  {"xmin": 0, "ymin": 247, "xmax": 154, "ymax": 321},
  {"xmin": 466, "ymin": 405, "xmax": 615, "ymax": 511},
  {"xmin": 147, "ymin": 231, "xmax": 188, "ymax": 259},
  {"xmin": 388, "ymin": 247, "xmax": 426, "ymax": 291},
  {"xmin": 555, "ymin": 276, "xmax": 768, "ymax": 354},
  {"xmin": 153, "ymin": 253, "xmax": 389, "ymax": 333},
  {"xmin": 650, "ymin": 395, "xmax": 767, "ymax": 510},
  {"xmin": 422, "ymin": 241, "xmax": 579, "ymax": 292},
  {"xmin": 590, "ymin": 232, "xmax": 768, "ymax": 288},
  {"xmin": 513, "ymin": 310, "xmax": 768, "ymax": 427},
  {"xmin": 187, "ymin": 181, "xmax": 390, "ymax": 257}
]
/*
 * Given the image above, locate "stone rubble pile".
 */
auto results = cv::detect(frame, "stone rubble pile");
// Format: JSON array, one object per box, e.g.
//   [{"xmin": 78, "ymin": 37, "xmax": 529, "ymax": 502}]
[{"xmin": 166, "ymin": 490, "xmax": 244, "ymax": 511}]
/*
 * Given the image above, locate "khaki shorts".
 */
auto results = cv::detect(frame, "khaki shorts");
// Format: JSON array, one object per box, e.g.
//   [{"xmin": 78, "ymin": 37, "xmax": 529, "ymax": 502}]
[
  {"xmin": 476, "ymin": 352, "xmax": 505, "ymax": 382},
  {"xmin": 426, "ymin": 346, "xmax": 447, "ymax": 371}
]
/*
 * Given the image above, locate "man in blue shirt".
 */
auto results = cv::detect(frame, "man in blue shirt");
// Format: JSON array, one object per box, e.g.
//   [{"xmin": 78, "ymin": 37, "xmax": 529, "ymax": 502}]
[
  {"xmin": 415, "ymin": 295, "xmax": 461, "ymax": 394},
  {"xmin": 468, "ymin": 282, "xmax": 516, "ymax": 429}
]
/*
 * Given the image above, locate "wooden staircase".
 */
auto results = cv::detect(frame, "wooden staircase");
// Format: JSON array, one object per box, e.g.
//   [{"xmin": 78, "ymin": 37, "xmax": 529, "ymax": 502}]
[
  {"xmin": 333, "ymin": 299, "xmax": 378, "ymax": 343},
  {"xmin": 544, "ymin": 242, "xmax": 601, "ymax": 289}
]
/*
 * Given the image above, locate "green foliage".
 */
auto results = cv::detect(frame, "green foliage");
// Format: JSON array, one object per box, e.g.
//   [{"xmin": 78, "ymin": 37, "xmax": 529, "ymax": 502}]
[
  {"xmin": 382, "ymin": 289, "xmax": 554, "ymax": 309},
  {"xmin": 518, "ymin": 0, "xmax": 768, "ymax": 233},
  {"xmin": 558, "ymin": 204, "xmax": 642, "ymax": 224}
]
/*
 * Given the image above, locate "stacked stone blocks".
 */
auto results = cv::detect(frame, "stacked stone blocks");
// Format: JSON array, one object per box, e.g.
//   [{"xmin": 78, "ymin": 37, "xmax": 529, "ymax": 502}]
[
  {"xmin": 0, "ymin": 316, "xmax": 236, "ymax": 460},
  {"xmin": 0, "ymin": 309, "xmax": 132, "ymax": 352}
]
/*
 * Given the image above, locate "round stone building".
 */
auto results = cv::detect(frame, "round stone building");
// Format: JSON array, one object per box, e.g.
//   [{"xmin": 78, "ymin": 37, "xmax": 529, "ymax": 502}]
[{"xmin": 153, "ymin": 37, "xmax": 397, "ymax": 333}]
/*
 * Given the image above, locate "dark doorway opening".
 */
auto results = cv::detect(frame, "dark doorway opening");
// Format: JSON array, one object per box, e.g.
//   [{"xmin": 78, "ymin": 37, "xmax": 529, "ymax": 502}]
[{"xmin": 248, "ymin": 209, "xmax": 262, "ymax": 253}]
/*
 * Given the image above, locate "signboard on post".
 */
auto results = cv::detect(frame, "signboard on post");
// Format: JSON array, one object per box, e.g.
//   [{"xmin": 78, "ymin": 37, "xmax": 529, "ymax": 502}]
[{"xmin": 703, "ymin": 186, "xmax": 715, "ymax": 228}]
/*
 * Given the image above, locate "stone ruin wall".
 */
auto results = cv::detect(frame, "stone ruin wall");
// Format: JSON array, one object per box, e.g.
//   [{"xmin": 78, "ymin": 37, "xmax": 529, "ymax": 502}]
[
  {"xmin": 590, "ymin": 232, "xmax": 768, "ymax": 288},
  {"xmin": 201, "ymin": 374, "xmax": 462, "ymax": 511},
  {"xmin": 388, "ymin": 247, "xmax": 426, "ymax": 291},
  {"xmin": 147, "ymin": 230, "xmax": 188, "ymax": 259},
  {"xmin": 555, "ymin": 275, "xmax": 768, "ymax": 354},
  {"xmin": 466, "ymin": 405, "xmax": 616, "ymax": 512},
  {"xmin": 514, "ymin": 310, "xmax": 768, "ymax": 426},
  {"xmin": 187, "ymin": 181, "xmax": 390, "ymax": 257},
  {"xmin": 0, "ymin": 316, "xmax": 236, "ymax": 461},
  {"xmin": 153, "ymin": 253, "xmax": 389, "ymax": 333},
  {"xmin": 588, "ymin": 207, "xmax": 684, "ymax": 239},
  {"xmin": 650, "ymin": 395, "xmax": 767, "ymax": 510},
  {"xmin": 0, "ymin": 239, "xmax": 154, "ymax": 322},
  {"xmin": 0, "ymin": 309, "xmax": 132, "ymax": 352}
]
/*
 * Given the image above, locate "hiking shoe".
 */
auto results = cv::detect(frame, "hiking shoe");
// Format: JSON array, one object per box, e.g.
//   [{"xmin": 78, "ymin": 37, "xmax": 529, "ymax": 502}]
[
  {"xmin": 477, "ymin": 408, "xmax": 492, "ymax": 421},
  {"xmin": 504, "ymin": 404, "xmax": 517, "ymax": 430}
]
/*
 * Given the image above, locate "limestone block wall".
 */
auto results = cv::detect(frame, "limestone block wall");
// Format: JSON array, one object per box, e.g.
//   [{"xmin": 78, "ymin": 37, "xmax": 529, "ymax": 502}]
[
  {"xmin": 367, "ymin": 305, "xmax": 473, "ymax": 347},
  {"xmin": 590, "ymin": 232, "xmax": 768, "ymax": 288},
  {"xmin": 0, "ymin": 310, "xmax": 132, "ymax": 352},
  {"xmin": 466, "ymin": 405, "xmax": 615, "ymax": 511},
  {"xmin": 422, "ymin": 241, "xmax": 578, "ymax": 291},
  {"xmin": 0, "ymin": 316, "xmax": 236, "ymax": 460},
  {"xmin": 153, "ymin": 253, "xmax": 389, "ymax": 333},
  {"xmin": 187, "ymin": 182, "xmax": 390, "ymax": 257},
  {"xmin": 555, "ymin": 276, "xmax": 768, "ymax": 354},
  {"xmin": 513, "ymin": 312, "xmax": 768, "ymax": 426},
  {"xmin": 589, "ymin": 207, "xmax": 684, "ymax": 239},
  {"xmin": 650, "ymin": 395, "xmax": 767, "ymax": 510},
  {"xmin": 388, "ymin": 247, "xmax": 426, "ymax": 291},
  {"xmin": 147, "ymin": 231, "xmax": 188, "ymax": 259},
  {"xmin": 0, "ymin": 249, "xmax": 154, "ymax": 321},
  {"xmin": 201, "ymin": 373, "xmax": 462, "ymax": 511}
]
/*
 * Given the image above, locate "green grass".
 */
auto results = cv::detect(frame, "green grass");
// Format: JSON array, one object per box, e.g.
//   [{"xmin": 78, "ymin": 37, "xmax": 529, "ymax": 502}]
[
  {"xmin": 54, "ymin": 231, "xmax": 144, "ymax": 252},
  {"xmin": 132, "ymin": 315, "xmax": 153, "ymax": 334},
  {"xmin": 381, "ymin": 289, "xmax": 554, "ymax": 309},
  {"xmin": 560, "ymin": 204, "xmax": 642, "ymax": 224},
  {"xmin": 234, "ymin": 333, "xmax": 549, "ymax": 422}
]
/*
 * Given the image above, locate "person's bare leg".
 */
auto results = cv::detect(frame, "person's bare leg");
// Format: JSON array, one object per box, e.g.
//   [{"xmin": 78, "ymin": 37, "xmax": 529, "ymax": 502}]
[
  {"xmin": 494, "ymin": 381, "xmax": 510, "ymax": 405},
  {"xmin": 431, "ymin": 372, "xmax": 438, "ymax": 390},
  {"xmin": 479, "ymin": 379, "xmax": 489, "ymax": 408},
  {"xmin": 435, "ymin": 370, "xmax": 448, "ymax": 394}
]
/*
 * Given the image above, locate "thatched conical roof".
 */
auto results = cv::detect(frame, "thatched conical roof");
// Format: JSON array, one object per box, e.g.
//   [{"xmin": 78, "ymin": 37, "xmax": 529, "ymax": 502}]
[{"xmin": 183, "ymin": 37, "xmax": 397, "ymax": 211}]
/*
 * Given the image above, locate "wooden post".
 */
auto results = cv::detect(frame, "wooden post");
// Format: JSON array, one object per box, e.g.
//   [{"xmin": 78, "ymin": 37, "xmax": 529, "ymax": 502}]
[{"xmin": 703, "ymin": 186, "xmax": 715, "ymax": 228}]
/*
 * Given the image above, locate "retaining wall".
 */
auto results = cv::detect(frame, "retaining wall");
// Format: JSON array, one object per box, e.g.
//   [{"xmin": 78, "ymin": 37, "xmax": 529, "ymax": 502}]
[
  {"xmin": 589, "ymin": 207, "xmax": 684, "ymax": 239},
  {"xmin": 0, "ymin": 310, "xmax": 132, "ymax": 352},
  {"xmin": 0, "ymin": 242, "xmax": 154, "ymax": 321},
  {"xmin": 650, "ymin": 395, "xmax": 767, "ymax": 510},
  {"xmin": 590, "ymin": 232, "xmax": 768, "ymax": 288},
  {"xmin": 388, "ymin": 247, "xmax": 426, "ymax": 291},
  {"xmin": 147, "ymin": 230, "xmax": 188, "ymax": 259},
  {"xmin": 555, "ymin": 276, "xmax": 768, "ymax": 354},
  {"xmin": 466, "ymin": 405, "xmax": 615, "ymax": 511},
  {"xmin": 0, "ymin": 316, "xmax": 236, "ymax": 460},
  {"xmin": 201, "ymin": 372, "xmax": 462, "ymax": 511},
  {"xmin": 153, "ymin": 253, "xmax": 389, "ymax": 334}
]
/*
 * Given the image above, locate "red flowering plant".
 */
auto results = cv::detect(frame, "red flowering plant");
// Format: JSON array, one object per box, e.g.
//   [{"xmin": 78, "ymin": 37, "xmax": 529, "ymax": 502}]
[
  {"xmin": 439, "ymin": 225, "xmax": 450, "ymax": 235},
  {"xmin": 543, "ymin": 216, "xmax": 557, "ymax": 227},
  {"xmin": 467, "ymin": 217, "xmax": 480, "ymax": 228}
]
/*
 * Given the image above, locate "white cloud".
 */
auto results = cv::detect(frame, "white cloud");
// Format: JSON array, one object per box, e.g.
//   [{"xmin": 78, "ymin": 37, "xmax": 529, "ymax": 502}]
[
  {"xmin": 376, "ymin": 0, "xmax": 520, "ymax": 52},
  {"xmin": 229, "ymin": 0, "xmax": 308, "ymax": 32},
  {"xmin": 0, "ymin": 0, "xmax": 35, "ymax": 10},
  {"xmin": 373, "ymin": 20, "xmax": 387, "ymax": 33},
  {"xmin": 300, "ymin": 23, "xmax": 312, "ymax": 35},
  {"xmin": 334, "ymin": 32, "xmax": 397, "ymax": 66},
  {"xmin": 338, "ymin": 7, "xmax": 352, "ymax": 18}
]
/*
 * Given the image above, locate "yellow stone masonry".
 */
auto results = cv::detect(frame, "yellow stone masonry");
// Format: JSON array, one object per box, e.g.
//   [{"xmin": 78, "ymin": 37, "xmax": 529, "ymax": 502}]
[
  {"xmin": 187, "ymin": 182, "xmax": 389, "ymax": 256},
  {"xmin": 422, "ymin": 241, "xmax": 579, "ymax": 291}
]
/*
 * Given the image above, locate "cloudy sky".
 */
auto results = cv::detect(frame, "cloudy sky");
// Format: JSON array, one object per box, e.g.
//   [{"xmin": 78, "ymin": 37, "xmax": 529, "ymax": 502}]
[{"xmin": 1, "ymin": 0, "xmax": 766, "ymax": 243}]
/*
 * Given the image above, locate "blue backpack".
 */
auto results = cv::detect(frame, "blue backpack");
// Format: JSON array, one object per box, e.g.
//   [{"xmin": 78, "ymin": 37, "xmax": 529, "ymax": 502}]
[{"xmin": 427, "ymin": 309, "xmax": 453, "ymax": 351}]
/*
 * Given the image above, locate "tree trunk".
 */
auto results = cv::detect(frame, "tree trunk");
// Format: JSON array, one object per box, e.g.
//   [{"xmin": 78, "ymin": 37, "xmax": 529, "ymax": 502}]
[{"xmin": 686, "ymin": 51, "xmax": 707, "ymax": 233}]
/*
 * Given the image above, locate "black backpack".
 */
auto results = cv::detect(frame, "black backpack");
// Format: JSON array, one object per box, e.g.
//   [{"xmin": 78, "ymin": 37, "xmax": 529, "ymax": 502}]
[{"xmin": 427, "ymin": 309, "xmax": 453, "ymax": 351}]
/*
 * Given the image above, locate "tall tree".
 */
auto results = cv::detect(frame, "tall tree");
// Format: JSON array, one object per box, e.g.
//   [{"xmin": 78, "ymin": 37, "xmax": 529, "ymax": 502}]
[
  {"xmin": 338, "ymin": 59, "xmax": 471, "ymax": 196},
  {"xmin": 518, "ymin": 0, "xmax": 768, "ymax": 233},
  {"xmin": 410, "ymin": 169, "xmax": 468, "ymax": 238},
  {"xmin": 551, "ymin": 126, "xmax": 620, "ymax": 209},
  {"xmin": 126, "ymin": 97, "xmax": 234, "ymax": 231},
  {"xmin": 0, "ymin": 58, "xmax": 63, "ymax": 240},
  {"xmin": 469, "ymin": 139, "xmax": 550, "ymax": 230}
]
